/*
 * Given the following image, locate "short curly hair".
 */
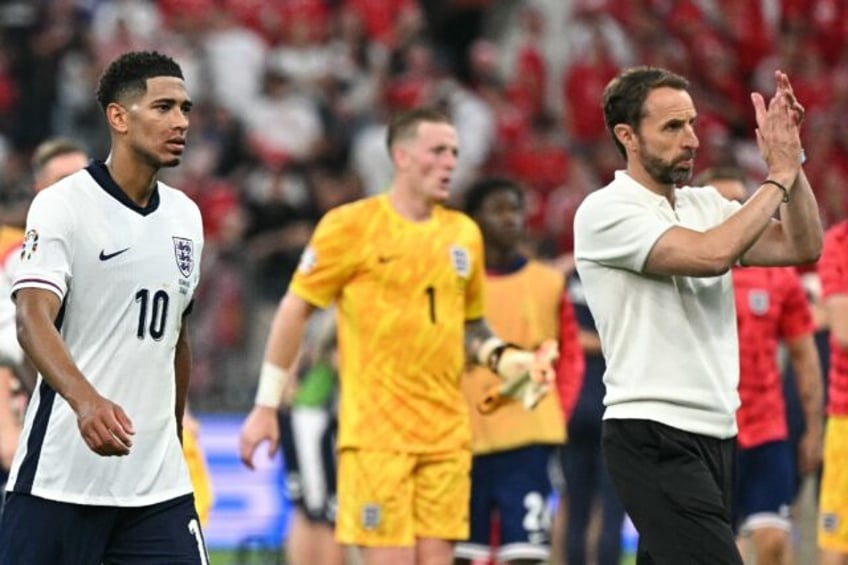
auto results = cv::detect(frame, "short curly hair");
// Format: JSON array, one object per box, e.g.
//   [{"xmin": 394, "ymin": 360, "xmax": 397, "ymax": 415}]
[
  {"xmin": 95, "ymin": 51, "xmax": 184, "ymax": 111},
  {"xmin": 463, "ymin": 176, "xmax": 524, "ymax": 217}
]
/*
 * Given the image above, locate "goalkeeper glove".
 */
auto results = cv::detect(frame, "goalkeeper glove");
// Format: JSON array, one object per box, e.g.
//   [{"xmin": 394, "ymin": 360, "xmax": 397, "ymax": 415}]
[{"xmin": 477, "ymin": 339, "xmax": 558, "ymax": 413}]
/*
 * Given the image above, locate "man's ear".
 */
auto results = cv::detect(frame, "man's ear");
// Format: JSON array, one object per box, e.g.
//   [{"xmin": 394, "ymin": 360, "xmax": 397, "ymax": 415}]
[
  {"xmin": 106, "ymin": 102, "xmax": 129, "ymax": 135},
  {"xmin": 391, "ymin": 143, "xmax": 410, "ymax": 171},
  {"xmin": 613, "ymin": 124, "xmax": 637, "ymax": 154}
]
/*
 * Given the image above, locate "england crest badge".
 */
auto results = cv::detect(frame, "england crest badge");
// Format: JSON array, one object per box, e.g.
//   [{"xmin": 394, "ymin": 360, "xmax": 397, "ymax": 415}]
[{"xmin": 172, "ymin": 237, "xmax": 194, "ymax": 278}]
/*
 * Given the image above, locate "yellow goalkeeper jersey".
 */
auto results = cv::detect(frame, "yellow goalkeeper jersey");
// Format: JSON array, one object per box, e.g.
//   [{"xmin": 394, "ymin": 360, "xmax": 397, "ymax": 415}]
[
  {"xmin": 462, "ymin": 260, "xmax": 567, "ymax": 454},
  {"xmin": 290, "ymin": 194, "xmax": 485, "ymax": 453}
]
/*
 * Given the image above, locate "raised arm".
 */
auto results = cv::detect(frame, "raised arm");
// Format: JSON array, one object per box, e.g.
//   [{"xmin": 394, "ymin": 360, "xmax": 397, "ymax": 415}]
[
  {"xmin": 742, "ymin": 72, "xmax": 822, "ymax": 266},
  {"xmin": 645, "ymin": 71, "xmax": 819, "ymax": 277}
]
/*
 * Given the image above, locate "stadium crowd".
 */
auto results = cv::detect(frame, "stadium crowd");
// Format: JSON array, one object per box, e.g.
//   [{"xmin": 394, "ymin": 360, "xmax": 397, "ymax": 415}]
[{"xmin": 0, "ymin": 0, "xmax": 846, "ymax": 413}]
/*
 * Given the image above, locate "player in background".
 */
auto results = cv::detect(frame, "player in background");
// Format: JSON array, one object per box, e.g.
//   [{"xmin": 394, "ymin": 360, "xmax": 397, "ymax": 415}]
[
  {"xmin": 561, "ymin": 267, "xmax": 626, "ymax": 565},
  {"xmin": 817, "ymin": 217, "xmax": 848, "ymax": 565},
  {"xmin": 453, "ymin": 177, "xmax": 584, "ymax": 565},
  {"xmin": 0, "ymin": 139, "xmax": 88, "ymax": 486},
  {"xmin": 0, "ymin": 227, "xmax": 25, "ymax": 485},
  {"xmin": 0, "ymin": 51, "xmax": 208, "ymax": 564},
  {"xmin": 239, "ymin": 107, "xmax": 557, "ymax": 565},
  {"xmin": 279, "ymin": 308, "xmax": 344, "ymax": 565},
  {"xmin": 697, "ymin": 166, "xmax": 823, "ymax": 565}
]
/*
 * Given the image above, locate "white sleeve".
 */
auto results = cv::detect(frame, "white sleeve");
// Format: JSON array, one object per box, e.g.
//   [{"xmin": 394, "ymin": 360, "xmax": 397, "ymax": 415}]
[
  {"xmin": 574, "ymin": 192, "xmax": 674, "ymax": 273},
  {"xmin": 12, "ymin": 190, "xmax": 75, "ymax": 300}
]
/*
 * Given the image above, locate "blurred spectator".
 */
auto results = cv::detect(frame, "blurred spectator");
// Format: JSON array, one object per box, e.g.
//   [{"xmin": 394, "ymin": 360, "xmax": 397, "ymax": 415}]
[
  {"xmin": 203, "ymin": 7, "xmax": 268, "ymax": 118},
  {"xmin": 243, "ymin": 66, "xmax": 323, "ymax": 168}
]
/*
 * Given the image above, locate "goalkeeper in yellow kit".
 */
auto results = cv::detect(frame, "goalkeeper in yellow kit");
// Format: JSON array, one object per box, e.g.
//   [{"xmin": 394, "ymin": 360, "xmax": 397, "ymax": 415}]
[{"xmin": 238, "ymin": 107, "xmax": 557, "ymax": 565}]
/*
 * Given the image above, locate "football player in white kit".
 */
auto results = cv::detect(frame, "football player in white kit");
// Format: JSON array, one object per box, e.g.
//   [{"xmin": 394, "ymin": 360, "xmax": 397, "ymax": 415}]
[{"xmin": 0, "ymin": 51, "xmax": 207, "ymax": 564}]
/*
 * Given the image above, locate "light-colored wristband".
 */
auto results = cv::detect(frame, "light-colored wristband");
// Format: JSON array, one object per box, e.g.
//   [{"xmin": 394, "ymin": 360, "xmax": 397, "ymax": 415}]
[
  {"xmin": 476, "ymin": 336, "xmax": 505, "ymax": 367},
  {"xmin": 254, "ymin": 362, "xmax": 291, "ymax": 408}
]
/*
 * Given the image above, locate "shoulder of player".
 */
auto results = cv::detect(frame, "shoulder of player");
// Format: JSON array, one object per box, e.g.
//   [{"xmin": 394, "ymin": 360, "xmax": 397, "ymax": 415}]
[
  {"xmin": 436, "ymin": 206, "xmax": 481, "ymax": 234},
  {"xmin": 28, "ymin": 172, "xmax": 88, "ymax": 213},
  {"xmin": 322, "ymin": 195, "xmax": 379, "ymax": 223},
  {"xmin": 574, "ymin": 177, "xmax": 657, "ymax": 217},
  {"xmin": 524, "ymin": 258, "xmax": 564, "ymax": 279},
  {"xmin": 159, "ymin": 183, "xmax": 203, "ymax": 218}
]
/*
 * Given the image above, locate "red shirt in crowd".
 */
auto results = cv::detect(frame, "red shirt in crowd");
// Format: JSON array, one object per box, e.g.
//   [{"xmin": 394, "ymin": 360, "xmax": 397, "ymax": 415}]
[{"xmin": 733, "ymin": 266, "xmax": 814, "ymax": 448}]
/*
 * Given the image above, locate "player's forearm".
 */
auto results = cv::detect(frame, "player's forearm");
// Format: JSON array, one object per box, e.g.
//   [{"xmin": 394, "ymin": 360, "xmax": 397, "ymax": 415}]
[
  {"xmin": 16, "ymin": 291, "xmax": 98, "ymax": 413},
  {"xmin": 789, "ymin": 338, "xmax": 824, "ymax": 434},
  {"xmin": 254, "ymin": 291, "xmax": 313, "ymax": 408},
  {"xmin": 780, "ymin": 169, "xmax": 823, "ymax": 264}
]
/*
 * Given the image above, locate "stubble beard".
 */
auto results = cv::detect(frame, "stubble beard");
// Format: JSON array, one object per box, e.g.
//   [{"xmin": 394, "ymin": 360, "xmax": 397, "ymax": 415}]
[{"xmin": 640, "ymin": 151, "xmax": 694, "ymax": 187}]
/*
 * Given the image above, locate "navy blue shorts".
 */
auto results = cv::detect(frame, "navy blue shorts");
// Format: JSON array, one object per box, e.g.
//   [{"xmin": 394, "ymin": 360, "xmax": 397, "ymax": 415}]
[
  {"xmin": 0, "ymin": 492, "xmax": 208, "ymax": 564},
  {"xmin": 734, "ymin": 440, "xmax": 794, "ymax": 533},
  {"xmin": 454, "ymin": 444, "xmax": 555, "ymax": 563}
]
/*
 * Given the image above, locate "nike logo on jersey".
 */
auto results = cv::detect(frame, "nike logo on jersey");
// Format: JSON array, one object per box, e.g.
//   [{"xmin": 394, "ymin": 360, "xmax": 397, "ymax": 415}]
[
  {"xmin": 99, "ymin": 248, "xmax": 130, "ymax": 261},
  {"xmin": 378, "ymin": 255, "xmax": 399, "ymax": 264}
]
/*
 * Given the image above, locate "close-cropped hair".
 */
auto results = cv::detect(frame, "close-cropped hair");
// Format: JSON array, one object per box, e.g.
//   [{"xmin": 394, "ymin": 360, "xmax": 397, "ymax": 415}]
[
  {"xmin": 385, "ymin": 107, "xmax": 452, "ymax": 151},
  {"xmin": 95, "ymin": 51, "xmax": 184, "ymax": 111},
  {"xmin": 31, "ymin": 138, "xmax": 86, "ymax": 176},
  {"xmin": 463, "ymin": 176, "xmax": 525, "ymax": 216},
  {"xmin": 602, "ymin": 66, "xmax": 690, "ymax": 158}
]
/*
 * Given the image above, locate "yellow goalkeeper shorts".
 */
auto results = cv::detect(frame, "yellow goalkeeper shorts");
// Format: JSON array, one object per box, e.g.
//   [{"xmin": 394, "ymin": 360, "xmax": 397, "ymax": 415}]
[
  {"xmin": 335, "ymin": 447, "xmax": 471, "ymax": 546},
  {"xmin": 819, "ymin": 416, "xmax": 848, "ymax": 552}
]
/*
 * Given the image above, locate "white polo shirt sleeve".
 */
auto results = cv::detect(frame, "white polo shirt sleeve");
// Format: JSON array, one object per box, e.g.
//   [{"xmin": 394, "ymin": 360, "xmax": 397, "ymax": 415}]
[{"xmin": 574, "ymin": 190, "xmax": 674, "ymax": 273}]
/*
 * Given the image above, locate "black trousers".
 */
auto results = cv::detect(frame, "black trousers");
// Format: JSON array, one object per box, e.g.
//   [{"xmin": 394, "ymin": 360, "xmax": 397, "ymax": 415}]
[{"xmin": 603, "ymin": 418, "xmax": 743, "ymax": 565}]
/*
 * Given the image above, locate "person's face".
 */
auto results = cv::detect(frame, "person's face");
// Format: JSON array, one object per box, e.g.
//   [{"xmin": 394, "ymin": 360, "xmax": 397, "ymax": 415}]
[
  {"xmin": 119, "ymin": 76, "xmax": 191, "ymax": 168},
  {"xmin": 709, "ymin": 177, "xmax": 747, "ymax": 202},
  {"xmin": 624, "ymin": 87, "xmax": 699, "ymax": 186},
  {"xmin": 475, "ymin": 188, "xmax": 524, "ymax": 250},
  {"xmin": 396, "ymin": 121, "xmax": 458, "ymax": 203},
  {"xmin": 35, "ymin": 151, "xmax": 88, "ymax": 191}
]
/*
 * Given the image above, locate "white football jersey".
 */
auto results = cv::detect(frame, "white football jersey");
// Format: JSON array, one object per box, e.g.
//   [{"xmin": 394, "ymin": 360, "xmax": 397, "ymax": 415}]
[
  {"xmin": 7, "ymin": 162, "xmax": 203, "ymax": 506},
  {"xmin": 0, "ymin": 235, "xmax": 23, "ymax": 366}
]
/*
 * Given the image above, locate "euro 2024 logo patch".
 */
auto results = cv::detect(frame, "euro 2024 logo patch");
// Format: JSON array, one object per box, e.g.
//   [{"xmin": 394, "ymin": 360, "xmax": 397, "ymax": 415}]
[
  {"xmin": 172, "ymin": 237, "xmax": 194, "ymax": 278},
  {"xmin": 20, "ymin": 229, "xmax": 39, "ymax": 261}
]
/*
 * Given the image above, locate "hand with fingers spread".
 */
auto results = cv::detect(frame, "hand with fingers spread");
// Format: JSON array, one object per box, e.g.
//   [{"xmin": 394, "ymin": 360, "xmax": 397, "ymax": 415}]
[
  {"xmin": 75, "ymin": 392, "xmax": 134, "ymax": 457},
  {"xmin": 751, "ymin": 70, "xmax": 803, "ymax": 189},
  {"xmin": 238, "ymin": 405, "xmax": 280, "ymax": 470},
  {"xmin": 775, "ymin": 70, "xmax": 805, "ymax": 127}
]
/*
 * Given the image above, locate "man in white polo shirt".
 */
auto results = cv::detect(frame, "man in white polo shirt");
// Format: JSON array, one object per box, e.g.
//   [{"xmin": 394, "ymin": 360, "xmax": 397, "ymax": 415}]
[{"xmin": 573, "ymin": 66, "xmax": 822, "ymax": 565}]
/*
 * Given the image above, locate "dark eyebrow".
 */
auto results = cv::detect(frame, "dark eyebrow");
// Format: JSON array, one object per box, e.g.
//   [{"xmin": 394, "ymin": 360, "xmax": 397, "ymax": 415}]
[{"xmin": 153, "ymin": 97, "xmax": 193, "ymax": 110}]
